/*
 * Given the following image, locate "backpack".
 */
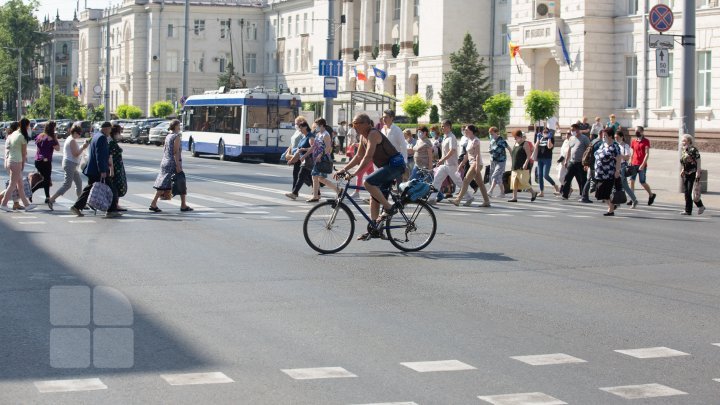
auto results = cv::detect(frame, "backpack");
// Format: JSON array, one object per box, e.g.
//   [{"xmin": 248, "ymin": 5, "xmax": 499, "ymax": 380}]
[
  {"xmin": 582, "ymin": 140, "xmax": 598, "ymax": 167},
  {"xmin": 399, "ymin": 179, "xmax": 431, "ymax": 202}
]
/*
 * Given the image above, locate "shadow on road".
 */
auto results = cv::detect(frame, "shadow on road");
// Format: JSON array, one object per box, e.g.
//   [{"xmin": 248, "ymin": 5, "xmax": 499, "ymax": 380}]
[
  {"xmin": 331, "ymin": 250, "xmax": 515, "ymax": 261},
  {"xmin": 0, "ymin": 219, "xmax": 209, "ymax": 381}
]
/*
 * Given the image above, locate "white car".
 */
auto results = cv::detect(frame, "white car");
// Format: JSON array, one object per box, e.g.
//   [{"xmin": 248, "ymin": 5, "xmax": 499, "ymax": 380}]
[{"xmin": 148, "ymin": 121, "xmax": 172, "ymax": 145}]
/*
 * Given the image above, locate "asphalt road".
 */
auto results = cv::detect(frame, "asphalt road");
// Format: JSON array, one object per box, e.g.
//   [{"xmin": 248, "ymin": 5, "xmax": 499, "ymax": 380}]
[{"xmin": 1, "ymin": 142, "xmax": 719, "ymax": 404}]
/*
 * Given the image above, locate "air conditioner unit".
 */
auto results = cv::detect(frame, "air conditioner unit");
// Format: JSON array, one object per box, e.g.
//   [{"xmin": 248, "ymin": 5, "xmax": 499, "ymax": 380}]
[{"xmin": 535, "ymin": 0, "xmax": 557, "ymax": 19}]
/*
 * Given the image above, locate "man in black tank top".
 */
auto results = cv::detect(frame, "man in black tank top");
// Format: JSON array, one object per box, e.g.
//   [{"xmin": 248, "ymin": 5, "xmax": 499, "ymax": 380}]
[{"xmin": 336, "ymin": 114, "xmax": 405, "ymax": 230}]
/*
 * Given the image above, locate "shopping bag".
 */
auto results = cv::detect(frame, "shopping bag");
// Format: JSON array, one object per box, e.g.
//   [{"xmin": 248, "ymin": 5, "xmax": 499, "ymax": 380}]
[
  {"xmin": 4, "ymin": 178, "xmax": 33, "ymax": 200},
  {"xmin": 692, "ymin": 171, "xmax": 702, "ymax": 203},
  {"xmin": 87, "ymin": 180, "xmax": 113, "ymax": 211},
  {"xmin": 172, "ymin": 171, "xmax": 187, "ymax": 196}
]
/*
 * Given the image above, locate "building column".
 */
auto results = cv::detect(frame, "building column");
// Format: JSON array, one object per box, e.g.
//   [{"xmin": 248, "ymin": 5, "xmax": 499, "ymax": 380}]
[
  {"xmin": 398, "ymin": 0, "xmax": 414, "ymax": 58},
  {"xmin": 377, "ymin": 0, "xmax": 393, "ymax": 59},
  {"xmin": 341, "ymin": 0, "xmax": 355, "ymax": 64},
  {"xmin": 357, "ymin": 0, "xmax": 374, "ymax": 61}
]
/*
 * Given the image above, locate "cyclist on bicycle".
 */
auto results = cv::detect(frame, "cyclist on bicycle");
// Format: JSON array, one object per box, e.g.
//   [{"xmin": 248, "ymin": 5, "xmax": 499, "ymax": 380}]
[{"xmin": 335, "ymin": 113, "xmax": 406, "ymax": 239}]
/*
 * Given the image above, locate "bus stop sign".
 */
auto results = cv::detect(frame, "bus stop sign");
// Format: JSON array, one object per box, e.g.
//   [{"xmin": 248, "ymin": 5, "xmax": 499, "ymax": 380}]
[{"xmin": 649, "ymin": 4, "xmax": 673, "ymax": 32}]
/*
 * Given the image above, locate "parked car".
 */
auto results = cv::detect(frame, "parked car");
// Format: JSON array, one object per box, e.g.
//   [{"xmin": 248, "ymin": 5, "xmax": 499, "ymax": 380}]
[
  {"xmin": 148, "ymin": 120, "xmax": 182, "ymax": 145},
  {"xmin": 56, "ymin": 121, "xmax": 72, "ymax": 138},
  {"xmin": 135, "ymin": 118, "xmax": 166, "ymax": 144},
  {"xmin": 31, "ymin": 122, "xmax": 47, "ymax": 139},
  {"xmin": 78, "ymin": 121, "xmax": 93, "ymax": 137}
]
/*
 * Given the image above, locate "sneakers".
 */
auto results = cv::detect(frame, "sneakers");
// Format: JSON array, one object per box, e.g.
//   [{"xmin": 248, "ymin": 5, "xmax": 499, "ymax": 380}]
[
  {"xmin": 105, "ymin": 211, "xmax": 122, "ymax": 218},
  {"xmin": 24, "ymin": 204, "xmax": 37, "ymax": 212},
  {"xmin": 47, "ymin": 200, "xmax": 54, "ymax": 211},
  {"xmin": 436, "ymin": 192, "xmax": 445, "ymax": 203},
  {"xmin": 530, "ymin": 192, "xmax": 538, "ymax": 202},
  {"xmin": 580, "ymin": 199, "xmax": 593, "ymax": 203},
  {"xmin": 349, "ymin": 192, "xmax": 361, "ymax": 199},
  {"xmin": 463, "ymin": 196, "xmax": 475, "ymax": 207},
  {"xmin": 70, "ymin": 206, "xmax": 84, "ymax": 217},
  {"xmin": 0, "ymin": 205, "xmax": 12, "ymax": 212},
  {"xmin": 680, "ymin": 211, "xmax": 691, "ymax": 215},
  {"xmin": 698, "ymin": 206, "xmax": 705, "ymax": 215},
  {"xmin": 603, "ymin": 212, "xmax": 615, "ymax": 216},
  {"xmin": 631, "ymin": 200, "xmax": 638, "ymax": 209},
  {"xmin": 648, "ymin": 193, "xmax": 657, "ymax": 206},
  {"xmin": 285, "ymin": 192, "xmax": 298, "ymax": 200}
]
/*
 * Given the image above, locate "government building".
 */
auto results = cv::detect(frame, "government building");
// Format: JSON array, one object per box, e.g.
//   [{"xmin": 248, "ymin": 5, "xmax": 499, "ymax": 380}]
[{"xmin": 73, "ymin": 0, "xmax": 719, "ymax": 135}]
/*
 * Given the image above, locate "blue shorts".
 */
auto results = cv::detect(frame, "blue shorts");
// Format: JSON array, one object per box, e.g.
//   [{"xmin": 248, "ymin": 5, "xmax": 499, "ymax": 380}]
[
  {"xmin": 629, "ymin": 166, "xmax": 647, "ymax": 184},
  {"xmin": 311, "ymin": 165, "xmax": 329, "ymax": 178},
  {"xmin": 366, "ymin": 164, "xmax": 405, "ymax": 195}
]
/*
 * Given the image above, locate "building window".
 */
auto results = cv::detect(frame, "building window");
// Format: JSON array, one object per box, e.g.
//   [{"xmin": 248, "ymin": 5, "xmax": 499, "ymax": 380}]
[
  {"xmin": 625, "ymin": 56, "xmax": 638, "ymax": 108},
  {"xmin": 659, "ymin": 52, "xmax": 673, "ymax": 107},
  {"xmin": 219, "ymin": 57, "xmax": 226, "ymax": 73},
  {"xmin": 288, "ymin": 16, "xmax": 292, "ymax": 37},
  {"xmin": 414, "ymin": 0, "xmax": 419, "ymax": 17},
  {"xmin": 167, "ymin": 24, "xmax": 174, "ymax": 38},
  {"xmin": 193, "ymin": 19, "xmax": 205, "ymax": 36},
  {"xmin": 375, "ymin": 0, "xmax": 381, "ymax": 23},
  {"xmin": 499, "ymin": 79, "xmax": 507, "ymax": 93},
  {"xmin": 245, "ymin": 53, "xmax": 257, "ymax": 74},
  {"xmin": 265, "ymin": 21, "xmax": 271, "ymax": 41},
  {"xmin": 295, "ymin": 15, "xmax": 299, "ymax": 36},
  {"xmin": 166, "ymin": 88, "xmax": 177, "ymax": 103},
  {"xmin": 287, "ymin": 50, "xmax": 292, "ymax": 72},
  {"xmin": 280, "ymin": 18, "xmax": 284, "ymax": 37},
  {"xmin": 303, "ymin": 13, "xmax": 308, "ymax": 33},
  {"xmin": 658, "ymin": 0, "xmax": 674, "ymax": 7},
  {"xmin": 294, "ymin": 49, "xmax": 299, "ymax": 72},
  {"xmin": 60, "ymin": 64, "xmax": 68, "ymax": 77},
  {"xmin": 501, "ymin": 24, "xmax": 508, "ymax": 55},
  {"xmin": 166, "ymin": 51, "xmax": 178, "ymax": 72},
  {"xmin": 220, "ymin": 20, "xmax": 229, "ymax": 39},
  {"xmin": 628, "ymin": 0, "xmax": 638, "ymax": 15},
  {"xmin": 249, "ymin": 23, "xmax": 258, "ymax": 41},
  {"xmin": 394, "ymin": 0, "xmax": 401, "ymax": 20},
  {"xmin": 697, "ymin": 51, "xmax": 712, "ymax": 107}
]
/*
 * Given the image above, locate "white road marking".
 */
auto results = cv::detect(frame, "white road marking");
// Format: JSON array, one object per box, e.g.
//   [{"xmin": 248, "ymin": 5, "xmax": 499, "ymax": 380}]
[
  {"xmin": 599, "ymin": 383, "xmax": 687, "ymax": 399},
  {"xmin": 447, "ymin": 213, "xmax": 470, "ymax": 216},
  {"xmin": 190, "ymin": 193, "xmax": 253, "ymax": 208},
  {"xmin": 486, "ymin": 213, "xmax": 512, "ymax": 217},
  {"xmin": 263, "ymin": 216, "xmax": 291, "ymax": 220},
  {"xmin": 135, "ymin": 194, "xmax": 212, "ymax": 212},
  {"xmin": 531, "ymin": 214, "xmax": 555, "ymax": 218},
  {"xmin": 34, "ymin": 378, "xmax": 107, "ymax": 393},
  {"xmin": 478, "ymin": 392, "xmax": 567, "ymax": 405},
  {"xmin": 399, "ymin": 360, "xmax": 476, "ymax": 373},
  {"xmin": 351, "ymin": 403, "xmax": 418, "ymax": 405},
  {"xmin": 18, "ymin": 221, "xmax": 46, "ymax": 225},
  {"xmin": 510, "ymin": 353, "xmax": 587, "ymax": 366},
  {"xmin": 714, "ymin": 378, "xmax": 720, "ymax": 383},
  {"xmin": 160, "ymin": 372, "xmax": 234, "ymax": 386},
  {"xmin": 255, "ymin": 172, "xmax": 283, "ymax": 177},
  {"xmin": 713, "ymin": 343, "xmax": 720, "ymax": 347},
  {"xmin": 614, "ymin": 346, "xmax": 690, "ymax": 359},
  {"xmin": 227, "ymin": 191, "xmax": 305, "ymax": 207},
  {"xmin": 288, "ymin": 209, "xmax": 310, "ymax": 213},
  {"xmin": 69, "ymin": 220, "xmax": 96, "ymax": 224},
  {"xmin": 569, "ymin": 215, "xmax": 591, "ymax": 218},
  {"xmin": 281, "ymin": 367, "xmax": 357, "ymax": 380},
  {"xmin": 12, "ymin": 216, "xmax": 37, "ymax": 219}
]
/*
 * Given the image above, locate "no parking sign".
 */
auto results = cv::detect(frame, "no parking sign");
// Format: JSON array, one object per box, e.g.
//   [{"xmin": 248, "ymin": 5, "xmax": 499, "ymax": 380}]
[{"xmin": 649, "ymin": 4, "xmax": 674, "ymax": 32}]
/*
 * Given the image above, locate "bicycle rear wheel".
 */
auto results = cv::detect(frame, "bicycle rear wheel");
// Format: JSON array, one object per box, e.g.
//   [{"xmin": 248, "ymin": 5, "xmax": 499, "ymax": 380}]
[
  {"xmin": 386, "ymin": 201, "xmax": 436, "ymax": 252},
  {"xmin": 303, "ymin": 201, "xmax": 355, "ymax": 254}
]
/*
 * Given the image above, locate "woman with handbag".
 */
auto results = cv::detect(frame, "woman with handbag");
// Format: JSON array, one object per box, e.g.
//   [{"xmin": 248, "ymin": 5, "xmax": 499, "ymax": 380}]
[
  {"xmin": 285, "ymin": 121, "xmax": 315, "ymax": 200},
  {"xmin": 680, "ymin": 134, "xmax": 705, "ymax": 215},
  {"xmin": 507, "ymin": 130, "xmax": 538, "ymax": 203},
  {"xmin": 533, "ymin": 128, "xmax": 560, "ymax": 197},
  {"xmin": 48, "ymin": 123, "xmax": 89, "ymax": 208},
  {"xmin": 149, "ymin": 119, "xmax": 193, "ymax": 212},
  {"xmin": 452, "ymin": 125, "xmax": 490, "ymax": 207},
  {"xmin": 31, "ymin": 121, "xmax": 60, "ymax": 208},
  {"xmin": 614, "ymin": 131, "xmax": 638, "ymax": 208},
  {"xmin": 593, "ymin": 129, "xmax": 622, "ymax": 216},
  {"xmin": 307, "ymin": 118, "xmax": 339, "ymax": 203},
  {"xmin": 285, "ymin": 116, "xmax": 308, "ymax": 191}
]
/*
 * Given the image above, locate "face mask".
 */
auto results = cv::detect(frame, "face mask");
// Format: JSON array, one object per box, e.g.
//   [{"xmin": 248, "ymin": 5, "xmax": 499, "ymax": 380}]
[{"xmin": 635, "ymin": 132, "xmax": 642, "ymax": 137}]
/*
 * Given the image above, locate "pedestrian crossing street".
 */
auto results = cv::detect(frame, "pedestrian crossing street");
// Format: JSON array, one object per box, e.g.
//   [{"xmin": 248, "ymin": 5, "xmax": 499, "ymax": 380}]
[
  {"xmin": 1, "ymin": 177, "xmax": 713, "ymax": 226},
  {"xmin": 30, "ymin": 344, "xmax": 720, "ymax": 403}
]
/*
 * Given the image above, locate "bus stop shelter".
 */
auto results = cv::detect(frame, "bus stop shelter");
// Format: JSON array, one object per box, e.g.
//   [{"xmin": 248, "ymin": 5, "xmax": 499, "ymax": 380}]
[{"xmin": 300, "ymin": 91, "xmax": 398, "ymax": 125}]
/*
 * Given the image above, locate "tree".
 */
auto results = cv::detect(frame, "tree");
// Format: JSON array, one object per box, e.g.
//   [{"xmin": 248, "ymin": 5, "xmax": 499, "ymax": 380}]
[
  {"xmin": 27, "ymin": 85, "xmax": 83, "ymax": 120},
  {"xmin": 482, "ymin": 93, "xmax": 512, "ymax": 133},
  {"xmin": 0, "ymin": 1, "xmax": 43, "ymax": 115},
  {"xmin": 440, "ymin": 33, "xmax": 491, "ymax": 123},
  {"xmin": 151, "ymin": 101, "xmax": 174, "ymax": 118},
  {"xmin": 117, "ymin": 104, "xmax": 143, "ymax": 119},
  {"xmin": 88, "ymin": 105, "xmax": 105, "ymax": 122},
  {"xmin": 217, "ymin": 62, "xmax": 246, "ymax": 89},
  {"xmin": 57, "ymin": 97, "xmax": 84, "ymax": 120},
  {"xmin": 401, "ymin": 94, "xmax": 430, "ymax": 124},
  {"xmin": 524, "ymin": 90, "xmax": 559, "ymax": 129},
  {"xmin": 116, "ymin": 104, "xmax": 130, "ymax": 119},
  {"xmin": 429, "ymin": 105, "xmax": 439, "ymax": 124}
]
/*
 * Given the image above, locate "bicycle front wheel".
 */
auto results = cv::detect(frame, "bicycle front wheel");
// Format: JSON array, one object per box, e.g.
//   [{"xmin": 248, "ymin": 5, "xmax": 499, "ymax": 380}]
[
  {"xmin": 303, "ymin": 201, "xmax": 355, "ymax": 254},
  {"xmin": 386, "ymin": 201, "xmax": 437, "ymax": 252}
]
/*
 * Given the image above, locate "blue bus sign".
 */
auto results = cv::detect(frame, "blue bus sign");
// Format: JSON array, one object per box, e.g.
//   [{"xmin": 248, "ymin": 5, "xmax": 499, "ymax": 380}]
[
  {"xmin": 319, "ymin": 59, "xmax": 344, "ymax": 77},
  {"xmin": 323, "ymin": 77, "xmax": 338, "ymax": 99}
]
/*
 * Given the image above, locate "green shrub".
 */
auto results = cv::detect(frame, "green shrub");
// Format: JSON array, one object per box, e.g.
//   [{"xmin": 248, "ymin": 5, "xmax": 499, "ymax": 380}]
[{"xmin": 151, "ymin": 101, "xmax": 174, "ymax": 118}]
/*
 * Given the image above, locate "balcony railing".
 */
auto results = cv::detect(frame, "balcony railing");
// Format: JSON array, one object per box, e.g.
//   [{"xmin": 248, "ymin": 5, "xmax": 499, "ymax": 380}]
[{"xmin": 520, "ymin": 18, "xmax": 559, "ymax": 48}]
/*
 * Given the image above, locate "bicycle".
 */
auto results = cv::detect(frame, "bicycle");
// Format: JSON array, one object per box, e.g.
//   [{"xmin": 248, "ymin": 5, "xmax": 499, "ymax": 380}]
[{"xmin": 302, "ymin": 171, "xmax": 437, "ymax": 254}]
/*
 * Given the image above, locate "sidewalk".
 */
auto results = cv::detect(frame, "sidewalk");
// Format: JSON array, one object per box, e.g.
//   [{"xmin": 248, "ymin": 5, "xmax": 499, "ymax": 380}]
[{"xmin": 334, "ymin": 140, "xmax": 720, "ymax": 209}]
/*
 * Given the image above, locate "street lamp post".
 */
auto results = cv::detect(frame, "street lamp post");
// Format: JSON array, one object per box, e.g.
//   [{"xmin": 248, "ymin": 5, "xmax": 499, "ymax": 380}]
[{"xmin": 50, "ymin": 36, "xmax": 56, "ymax": 120}]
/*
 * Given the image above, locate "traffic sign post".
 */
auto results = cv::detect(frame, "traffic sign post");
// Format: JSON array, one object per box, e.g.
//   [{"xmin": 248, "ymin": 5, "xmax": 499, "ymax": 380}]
[
  {"xmin": 649, "ymin": 34, "xmax": 674, "ymax": 49},
  {"xmin": 649, "ymin": 4, "xmax": 674, "ymax": 32},
  {"xmin": 318, "ymin": 59, "xmax": 344, "ymax": 77},
  {"xmin": 656, "ymin": 49, "xmax": 670, "ymax": 78},
  {"xmin": 323, "ymin": 77, "xmax": 338, "ymax": 99}
]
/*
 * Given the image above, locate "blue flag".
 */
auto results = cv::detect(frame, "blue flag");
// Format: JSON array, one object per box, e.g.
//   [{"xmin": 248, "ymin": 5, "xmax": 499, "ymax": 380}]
[
  {"xmin": 558, "ymin": 28, "xmax": 572, "ymax": 69},
  {"xmin": 373, "ymin": 66, "xmax": 387, "ymax": 80}
]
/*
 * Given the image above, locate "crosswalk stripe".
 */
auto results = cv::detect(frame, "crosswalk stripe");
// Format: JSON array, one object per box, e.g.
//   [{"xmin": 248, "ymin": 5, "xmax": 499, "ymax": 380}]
[
  {"xmin": 190, "ymin": 193, "xmax": 254, "ymax": 208},
  {"xmin": 227, "ymin": 191, "xmax": 306, "ymax": 207},
  {"xmin": 135, "ymin": 194, "xmax": 212, "ymax": 212}
]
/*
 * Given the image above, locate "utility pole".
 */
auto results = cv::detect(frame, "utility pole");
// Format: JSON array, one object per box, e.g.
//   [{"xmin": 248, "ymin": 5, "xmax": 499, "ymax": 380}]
[
  {"xmin": 239, "ymin": 18, "xmax": 245, "ymax": 77},
  {"xmin": 679, "ymin": 0, "xmax": 695, "ymax": 191},
  {"xmin": 104, "ymin": 9, "xmax": 110, "ymax": 121},
  {"xmin": 182, "ymin": 0, "xmax": 189, "ymax": 101},
  {"xmin": 50, "ymin": 36, "xmax": 56, "ymax": 120},
  {"xmin": 323, "ymin": 0, "xmax": 335, "ymax": 125},
  {"xmin": 17, "ymin": 48, "xmax": 22, "ymax": 120}
]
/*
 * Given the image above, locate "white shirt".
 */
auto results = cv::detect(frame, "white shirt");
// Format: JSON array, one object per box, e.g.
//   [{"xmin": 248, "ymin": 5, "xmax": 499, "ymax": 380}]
[
  {"xmin": 63, "ymin": 137, "xmax": 81, "ymax": 164},
  {"xmin": 382, "ymin": 124, "xmax": 408, "ymax": 162},
  {"xmin": 290, "ymin": 130, "xmax": 303, "ymax": 149},
  {"xmin": 546, "ymin": 116, "xmax": 558, "ymax": 130},
  {"xmin": 458, "ymin": 135, "xmax": 469, "ymax": 156},
  {"xmin": 346, "ymin": 127, "xmax": 358, "ymax": 145},
  {"xmin": 440, "ymin": 133, "xmax": 458, "ymax": 167}
]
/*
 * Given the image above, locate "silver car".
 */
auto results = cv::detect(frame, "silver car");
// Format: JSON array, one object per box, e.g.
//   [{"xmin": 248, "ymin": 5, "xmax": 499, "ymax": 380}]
[{"xmin": 148, "ymin": 121, "xmax": 172, "ymax": 145}]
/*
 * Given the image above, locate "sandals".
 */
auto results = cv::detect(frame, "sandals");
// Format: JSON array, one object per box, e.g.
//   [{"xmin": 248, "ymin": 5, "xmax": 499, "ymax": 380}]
[
  {"xmin": 306, "ymin": 197, "xmax": 320, "ymax": 203},
  {"xmin": 180, "ymin": 206, "xmax": 194, "ymax": 212},
  {"xmin": 149, "ymin": 206, "xmax": 162, "ymax": 212}
]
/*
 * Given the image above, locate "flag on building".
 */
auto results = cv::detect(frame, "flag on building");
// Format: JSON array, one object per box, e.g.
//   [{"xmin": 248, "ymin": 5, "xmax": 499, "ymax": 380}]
[
  {"xmin": 508, "ymin": 34, "xmax": 520, "ymax": 59},
  {"xmin": 78, "ymin": 82, "xmax": 83, "ymax": 96},
  {"xmin": 354, "ymin": 67, "xmax": 367, "ymax": 81},
  {"xmin": 373, "ymin": 66, "xmax": 387, "ymax": 80},
  {"xmin": 558, "ymin": 28, "xmax": 573, "ymax": 69}
]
